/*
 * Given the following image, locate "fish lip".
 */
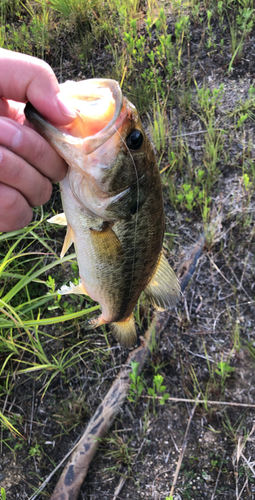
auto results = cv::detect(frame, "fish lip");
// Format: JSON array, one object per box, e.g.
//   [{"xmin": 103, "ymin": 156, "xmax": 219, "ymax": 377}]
[{"xmin": 25, "ymin": 79, "xmax": 125, "ymax": 155}]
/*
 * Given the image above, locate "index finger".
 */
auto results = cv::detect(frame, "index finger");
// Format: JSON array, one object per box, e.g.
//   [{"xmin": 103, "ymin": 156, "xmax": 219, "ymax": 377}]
[{"xmin": 0, "ymin": 49, "xmax": 76, "ymax": 125}]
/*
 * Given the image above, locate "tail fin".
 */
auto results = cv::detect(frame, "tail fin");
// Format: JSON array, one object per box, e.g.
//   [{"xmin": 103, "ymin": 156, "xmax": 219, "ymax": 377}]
[{"xmin": 110, "ymin": 314, "xmax": 137, "ymax": 348}]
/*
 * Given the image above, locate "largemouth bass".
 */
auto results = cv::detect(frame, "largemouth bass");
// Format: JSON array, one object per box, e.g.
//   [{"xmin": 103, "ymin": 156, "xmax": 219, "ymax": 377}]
[{"xmin": 25, "ymin": 79, "xmax": 181, "ymax": 347}]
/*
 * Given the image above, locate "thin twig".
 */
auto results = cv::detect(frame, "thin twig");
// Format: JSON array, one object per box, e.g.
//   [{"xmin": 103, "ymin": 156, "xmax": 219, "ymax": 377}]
[
  {"xmin": 112, "ymin": 476, "xmax": 127, "ymax": 500},
  {"xmin": 184, "ymin": 297, "xmax": 190, "ymax": 322},
  {"xmin": 28, "ymin": 371, "xmax": 36, "ymax": 446},
  {"xmin": 186, "ymin": 348, "xmax": 215, "ymax": 363},
  {"xmin": 29, "ymin": 436, "xmax": 81, "ymax": 500},
  {"xmin": 207, "ymin": 254, "xmax": 231, "ymax": 285},
  {"xmin": 112, "ymin": 438, "xmax": 146, "ymax": 500},
  {"xmin": 142, "ymin": 395, "xmax": 255, "ymax": 408},
  {"xmin": 213, "ymin": 301, "xmax": 254, "ymax": 332},
  {"xmin": 211, "ymin": 453, "xmax": 225, "ymax": 500},
  {"xmin": 237, "ymin": 476, "xmax": 248, "ymax": 500},
  {"xmin": 171, "ymin": 130, "xmax": 208, "ymax": 139},
  {"xmin": 241, "ymin": 452, "xmax": 255, "ymax": 476},
  {"xmin": 169, "ymin": 394, "xmax": 201, "ymax": 497},
  {"xmin": 228, "ymin": 266, "xmax": 252, "ymax": 301}
]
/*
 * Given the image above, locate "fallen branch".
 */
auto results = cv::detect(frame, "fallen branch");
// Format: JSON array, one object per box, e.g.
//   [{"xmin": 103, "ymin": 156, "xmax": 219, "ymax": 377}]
[
  {"xmin": 50, "ymin": 317, "xmax": 157, "ymax": 500},
  {"xmin": 30, "ymin": 234, "xmax": 204, "ymax": 500}
]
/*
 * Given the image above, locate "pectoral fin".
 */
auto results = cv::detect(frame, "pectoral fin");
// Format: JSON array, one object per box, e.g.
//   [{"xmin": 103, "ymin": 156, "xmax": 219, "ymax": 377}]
[
  {"xmin": 47, "ymin": 213, "xmax": 67, "ymax": 225},
  {"xmin": 60, "ymin": 225, "xmax": 75, "ymax": 258},
  {"xmin": 144, "ymin": 252, "xmax": 181, "ymax": 310},
  {"xmin": 90, "ymin": 222, "xmax": 123, "ymax": 261},
  {"xmin": 58, "ymin": 280, "xmax": 89, "ymax": 296}
]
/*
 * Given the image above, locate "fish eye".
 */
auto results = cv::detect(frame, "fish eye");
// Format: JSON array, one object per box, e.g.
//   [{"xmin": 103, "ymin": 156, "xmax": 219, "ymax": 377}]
[{"xmin": 126, "ymin": 130, "xmax": 143, "ymax": 151}]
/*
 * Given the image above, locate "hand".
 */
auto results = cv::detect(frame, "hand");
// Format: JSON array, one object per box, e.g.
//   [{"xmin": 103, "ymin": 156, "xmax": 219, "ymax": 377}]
[{"xmin": 0, "ymin": 49, "xmax": 76, "ymax": 232}]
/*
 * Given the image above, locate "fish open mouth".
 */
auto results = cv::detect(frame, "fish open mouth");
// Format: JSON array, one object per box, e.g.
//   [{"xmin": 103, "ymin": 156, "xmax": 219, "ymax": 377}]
[
  {"xmin": 60, "ymin": 79, "xmax": 122, "ymax": 137},
  {"xmin": 25, "ymin": 79, "xmax": 127, "ymax": 155}
]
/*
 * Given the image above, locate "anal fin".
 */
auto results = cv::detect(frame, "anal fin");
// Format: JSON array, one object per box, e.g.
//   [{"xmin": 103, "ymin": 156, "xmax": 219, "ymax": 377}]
[
  {"xmin": 84, "ymin": 313, "xmax": 137, "ymax": 348},
  {"xmin": 144, "ymin": 252, "xmax": 181, "ymax": 310},
  {"xmin": 110, "ymin": 314, "xmax": 137, "ymax": 348}
]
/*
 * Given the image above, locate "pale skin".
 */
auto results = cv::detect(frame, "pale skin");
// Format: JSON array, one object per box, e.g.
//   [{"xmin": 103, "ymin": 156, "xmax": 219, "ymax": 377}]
[{"xmin": 0, "ymin": 49, "xmax": 76, "ymax": 232}]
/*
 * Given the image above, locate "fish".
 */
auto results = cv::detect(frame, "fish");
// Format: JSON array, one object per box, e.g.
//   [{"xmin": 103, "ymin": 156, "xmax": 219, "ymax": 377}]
[{"xmin": 25, "ymin": 79, "xmax": 181, "ymax": 348}]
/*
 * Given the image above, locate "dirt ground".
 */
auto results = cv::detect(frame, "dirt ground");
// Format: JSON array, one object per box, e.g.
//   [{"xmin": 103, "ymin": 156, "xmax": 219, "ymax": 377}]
[{"xmin": 1, "ymin": 5, "xmax": 255, "ymax": 500}]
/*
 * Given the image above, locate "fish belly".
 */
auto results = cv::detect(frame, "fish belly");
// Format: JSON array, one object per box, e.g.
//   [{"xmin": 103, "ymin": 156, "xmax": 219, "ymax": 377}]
[{"xmin": 60, "ymin": 176, "xmax": 115, "ymax": 320}]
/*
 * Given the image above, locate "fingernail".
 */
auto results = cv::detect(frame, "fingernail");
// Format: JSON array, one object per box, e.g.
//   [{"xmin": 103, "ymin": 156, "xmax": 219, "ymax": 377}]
[
  {"xmin": 0, "ymin": 118, "xmax": 22, "ymax": 148},
  {"xmin": 56, "ymin": 94, "xmax": 77, "ymax": 119}
]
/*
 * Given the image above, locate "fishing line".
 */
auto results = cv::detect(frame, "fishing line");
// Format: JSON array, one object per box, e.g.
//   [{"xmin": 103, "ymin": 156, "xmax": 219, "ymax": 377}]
[{"xmin": 113, "ymin": 125, "xmax": 140, "ymax": 299}]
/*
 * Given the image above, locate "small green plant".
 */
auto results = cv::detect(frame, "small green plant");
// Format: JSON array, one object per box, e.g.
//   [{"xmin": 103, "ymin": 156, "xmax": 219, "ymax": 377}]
[
  {"xmin": 222, "ymin": 412, "xmax": 246, "ymax": 445},
  {"xmin": 47, "ymin": 0, "xmax": 98, "ymax": 18},
  {"xmin": 227, "ymin": 85, "xmax": 255, "ymax": 123},
  {"xmin": 176, "ymin": 175, "xmax": 211, "ymax": 216},
  {"xmin": 177, "ymin": 183, "xmax": 198, "ymax": 211},
  {"xmin": 206, "ymin": 9, "xmax": 216, "ymax": 50},
  {"xmin": 196, "ymin": 82, "xmax": 224, "ymax": 116},
  {"xmin": 245, "ymin": 341, "xmax": 255, "ymax": 359},
  {"xmin": 28, "ymin": 442, "xmax": 43, "ymax": 460},
  {"xmin": 228, "ymin": 5, "xmax": 254, "ymax": 72},
  {"xmin": 215, "ymin": 359, "xmax": 235, "ymax": 391},
  {"xmin": 102, "ymin": 431, "xmax": 135, "ymax": 472},
  {"xmin": 148, "ymin": 374, "xmax": 170, "ymax": 414},
  {"xmin": 236, "ymin": 112, "xmax": 248, "ymax": 129},
  {"xmin": 2, "ymin": 1, "xmax": 51, "ymax": 58},
  {"xmin": 217, "ymin": 0, "xmax": 224, "ymax": 26},
  {"xmin": 194, "ymin": 82, "xmax": 225, "ymax": 189},
  {"xmin": 128, "ymin": 361, "xmax": 144, "ymax": 404},
  {"xmin": 54, "ymin": 391, "xmax": 89, "ymax": 429},
  {"xmin": 149, "ymin": 96, "xmax": 168, "ymax": 154},
  {"xmin": 210, "ymin": 453, "xmax": 227, "ymax": 472},
  {"xmin": 243, "ymin": 173, "xmax": 252, "ymax": 190}
]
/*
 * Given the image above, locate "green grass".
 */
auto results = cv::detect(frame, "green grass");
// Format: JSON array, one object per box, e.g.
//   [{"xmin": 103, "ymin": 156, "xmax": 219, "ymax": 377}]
[{"xmin": 0, "ymin": 219, "xmax": 100, "ymax": 434}]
